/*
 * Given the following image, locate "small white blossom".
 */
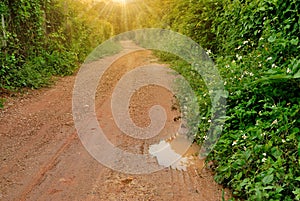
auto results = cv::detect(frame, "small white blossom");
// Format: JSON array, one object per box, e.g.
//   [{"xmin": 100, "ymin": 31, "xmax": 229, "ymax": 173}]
[
  {"xmin": 272, "ymin": 63, "xmax": 276, "ymax": 68},
  {"xmin": 203, "ymin": 135, "xmax": 208, "ymax": 140},
  {"xmin": 263, "ymin": 17, "xmax": 266, "ymax": 20},
  {"xmin": 282, "ymin": 139, "xmax": 286, "ymax": 143},
  {"xmin": 263, "ymin": 153, "xmax": 267, "ymax": 156},
  {"xmin": 266, "ymin": 57, "xmax": 272, "ymax": 61},
  {"xmin": 224, "ymin": 81, "xmax": 227, "ymax": 85},
  {"xmin": 287, "ymin": 68, "xmax": 292, "ymax": 73},
  {"xmin": 262, "ymin": 157, "xmax": 267, "ymax": 163},
  {"xmin": 259, "ymin": 37, "xmax": 264, "ymax": 41},
  {"xmin": 242, "ymin": 134, "xmax": 247, "ymax": 140},
  {"xmin": 249, "ymin": 72, "xmax": 254, "ymax": 76},
  {"xmin": 232, "ymin": 140, "xmax": 238, "ymax": 146},
  {"xmin": 208, "ymin": 119, "xmax": 211, "ymax": 123},
  {"xmin": 225, "ymin": 64, "xmax": 230, "ymax": 68},
  {"xmin": 271, "ymin": 119, "xmax": 278, "ymax": 125},
  {"xmin": 236, "ymin": 54, "xmax": 242, "ymax": 60},
  {"xmin": 243, "ymin": 40, "xmax": 249, "ymax": 45},
  {"xmin": 206, "ymin": 49, "xmax": 212, "ymax": 55},
  {"xmin": 236, "ymin": 45, "xmax": 242, "ymax": 50}
]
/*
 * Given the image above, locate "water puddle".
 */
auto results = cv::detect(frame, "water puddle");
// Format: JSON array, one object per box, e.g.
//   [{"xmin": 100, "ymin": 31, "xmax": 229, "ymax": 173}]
[{"xmin": 148, "ymin": 134, "xmax": 202, "ymax": 171}]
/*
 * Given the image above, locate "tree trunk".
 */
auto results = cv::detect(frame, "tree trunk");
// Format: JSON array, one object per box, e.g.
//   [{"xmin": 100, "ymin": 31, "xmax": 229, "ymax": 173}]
[{"xmin": 1, "ymin": 14, "xmax": 6, "ymax": 47}]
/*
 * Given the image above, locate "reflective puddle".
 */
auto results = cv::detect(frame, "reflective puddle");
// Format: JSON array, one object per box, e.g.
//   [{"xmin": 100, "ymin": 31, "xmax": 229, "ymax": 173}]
[{"xmin": 148, "ymin": 134, "xmax": 202, "ymax": 171}]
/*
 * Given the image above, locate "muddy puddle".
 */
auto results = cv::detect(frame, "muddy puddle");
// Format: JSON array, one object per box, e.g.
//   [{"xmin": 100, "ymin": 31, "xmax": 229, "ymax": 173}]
[{"xmin": 148, "ymin": 134, "xmax": 204, "ymax": 171}]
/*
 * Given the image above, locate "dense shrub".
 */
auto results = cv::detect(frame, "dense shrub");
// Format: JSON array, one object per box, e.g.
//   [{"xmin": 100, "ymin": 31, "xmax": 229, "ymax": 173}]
[
  {"xmin": 161, "ymin": 0, "xmax": 300, "ymax": 200},
  {"xmin": 0, "ymin": 0, "xmax": 115, "ymax": 90}
]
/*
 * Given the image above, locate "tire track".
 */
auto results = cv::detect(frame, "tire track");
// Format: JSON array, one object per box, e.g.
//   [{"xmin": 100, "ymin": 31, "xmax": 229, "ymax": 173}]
[{"xmin": 16, "ymin": 132, "xmax": 76, "ymax": 201}]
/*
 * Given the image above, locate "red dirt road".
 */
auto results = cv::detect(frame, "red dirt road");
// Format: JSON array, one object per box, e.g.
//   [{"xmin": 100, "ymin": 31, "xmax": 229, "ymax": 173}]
[{"xmin": 0, "ymin": 42, "xmax": 230, "ymax": 201}]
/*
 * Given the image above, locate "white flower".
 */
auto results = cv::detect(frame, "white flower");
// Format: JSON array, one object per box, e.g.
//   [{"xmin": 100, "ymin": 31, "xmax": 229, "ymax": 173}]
[
  {"xmin": 261, "ymin": 132, "xmax": 266, "ymax": 136},
  {"xmin": 224, "ymin": 81, "xmax": 227, "ymax": 85},
  {"xmin": 272, "ymin": 64, "xmax": 276, "ymax": 68},
  {"xmin": 263, "ymin": 153, "xmax": 267, "ymax": 156},
  {"xmin": 271, "ymin": 119, "xmax": 278, "ymax": 125},
  {"xmin": 232, "ymin": 140, "xmax": 238, "ymax": 146},
  {"xmin": 243, "ymin": 40, "xmax": 249, "ymax": 45},
  {"xmin": 242, "ymin": 134, "xmax": 247, "ymax": 140},
  {"xmin": 282, "ymin": 139, "xmax": 286, "ymax": 143},
  {"xmin": 208, "ymin": 119, "xmax": 211, "ymax": 123},
  {"xmin": 266, "ymin": 57, "xmax": 272, "ymax": 61},
  {"xmin": 243, "ymin": 146, "xmax": 247, "ymax": 151},
  {"xmin": 287, "ymin": 68, "xmax": 292, "ymax": 73},
  {"xmin": 258, "ymin": 63, "xmax": 262, "ymax": 67},
  {"xmin": 259, "ymin": 37, "xmax": 264, "ymax": 41},
  {"xmin": 225, "ymin": 64, "xmax": 230, "ymax": 68},
  {"xmin": 206, "ymin": 49, "xmax": 212, "ymax": 55},
  {"xmin": 249, "ymin": 72, "xmax": 254, "ymax": 76},
  {"xmin": 203, "ymin": 135, "xmax": 208, "ymax": 140},
  {"xmin": 236, "ymin": 45, "xmax": 242, "ymax": 50},
  {"xmin": 262, "ymin": 157, "xmax": 267, "ymax": 163},
  {"xmin": 263, "ymin": 17, "xmax": 266, "ymax": 20},
  {"xmin": 236, "ymin": 54, "xmax": 242, "ymax": 60}
]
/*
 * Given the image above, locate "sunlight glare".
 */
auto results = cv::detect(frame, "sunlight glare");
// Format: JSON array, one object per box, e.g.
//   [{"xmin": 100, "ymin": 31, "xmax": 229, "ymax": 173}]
[{"xmin": 112, "ymin": 0, "xmax": 127, "ymax": 4}]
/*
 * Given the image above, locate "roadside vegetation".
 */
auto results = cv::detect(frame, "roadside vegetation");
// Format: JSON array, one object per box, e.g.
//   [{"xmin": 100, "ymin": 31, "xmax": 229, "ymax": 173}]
[
  {"xmin": 159, "ymin": 0, "xmax": 300, "ymax": 200},
  {"xmin": 0, "ymin": 0, "xmax": 162, "ymax": 91}
]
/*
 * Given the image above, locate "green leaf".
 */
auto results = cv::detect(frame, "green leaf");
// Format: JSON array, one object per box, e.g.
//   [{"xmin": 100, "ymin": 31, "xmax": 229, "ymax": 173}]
[
  {"xmin": 293, "ymin": 188, "xmax": 300, "ymax": 201},
  {"xmin": 268, "ymin": 36, "xmax": 276, "ymax": 43},
  {"xmin": 262, "ymin": 174, "xmax": 274, "ymax": 184},
  {"xmin": 293, "ymin": 69, "xmax": 300, "ymax": 78},
  {"xmin": 291, "ymin": 38, "xmax": 299, "ymax": 46}
]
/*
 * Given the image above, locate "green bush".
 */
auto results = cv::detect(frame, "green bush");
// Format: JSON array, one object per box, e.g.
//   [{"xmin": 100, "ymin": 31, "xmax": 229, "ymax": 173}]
[
  {"xmin": 0, "ymin": 0, "xmax": 115, "ymax": 90},
  {"xmin": 161, "ymin": 0, "xmax": 300, "ymax": 200}
]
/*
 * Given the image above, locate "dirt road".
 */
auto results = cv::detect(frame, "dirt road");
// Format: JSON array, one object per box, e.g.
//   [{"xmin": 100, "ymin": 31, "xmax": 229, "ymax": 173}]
[{"xmin": 0, "ymin": 41, "xmax": 230, "ymax": 200}]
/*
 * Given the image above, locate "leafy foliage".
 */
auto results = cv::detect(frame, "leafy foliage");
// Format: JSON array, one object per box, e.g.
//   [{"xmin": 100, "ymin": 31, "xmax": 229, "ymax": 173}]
[
  {"xmin": 0, "ymin": 0, "xmax": 115, "ymax": 90},
  {"xmin": 161, "ymin": 0, "xmax": 300, "ymax": 200}
]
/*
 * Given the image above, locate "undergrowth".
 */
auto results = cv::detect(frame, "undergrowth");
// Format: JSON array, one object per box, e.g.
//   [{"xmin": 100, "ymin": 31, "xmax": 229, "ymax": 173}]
[{"xmin": 161, "ymin": 0, "xmax": 300, "ymax": 200}]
